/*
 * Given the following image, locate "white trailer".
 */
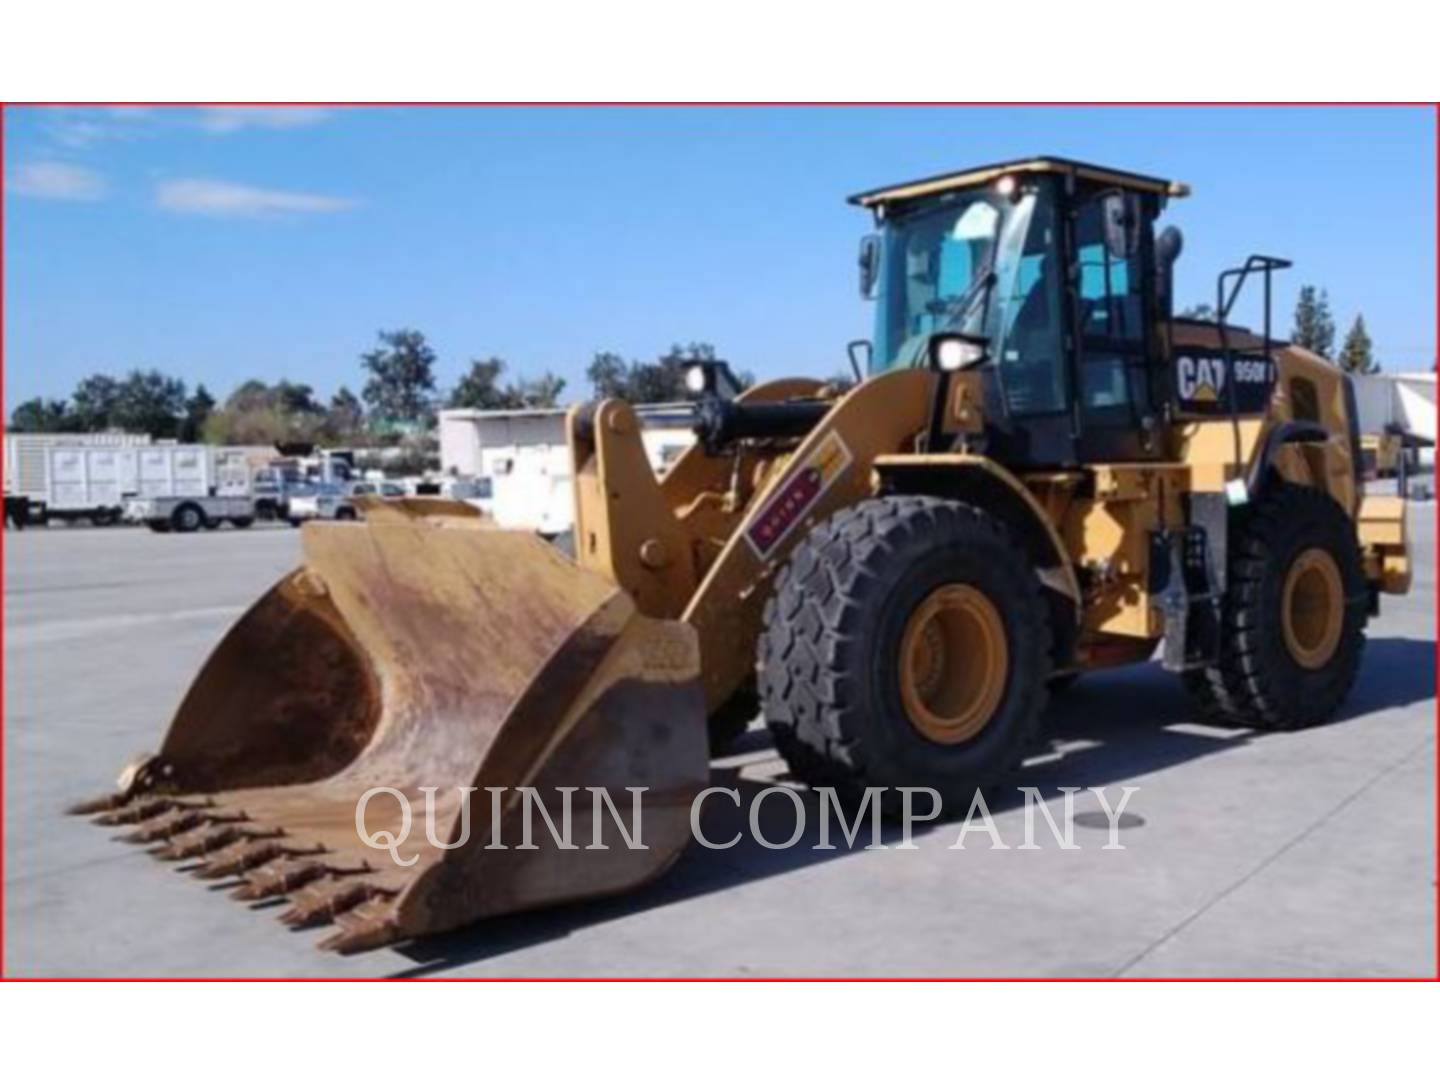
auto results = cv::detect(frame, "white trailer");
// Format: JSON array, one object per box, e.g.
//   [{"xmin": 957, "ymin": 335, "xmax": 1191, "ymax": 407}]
[
  {"xmin": 3, "ymin": 432, "xmax": 152, "ymax": 525},
  {"xmin": 121, "ymin": 444, "xmax": 260, "ymax": 532},
  {"xmin": 122, "ymin": 493, "xmax": 256, "ymax": 532}
]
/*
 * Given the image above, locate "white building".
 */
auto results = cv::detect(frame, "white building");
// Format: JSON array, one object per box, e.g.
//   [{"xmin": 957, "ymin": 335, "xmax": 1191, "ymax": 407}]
[
  {"xmin": 1351, "ymin": 371, "xmax": 1436, "ymax": 468},
  {"xmin": 438, "ymin": 405, "xmax": 696, "ymax": 534}
]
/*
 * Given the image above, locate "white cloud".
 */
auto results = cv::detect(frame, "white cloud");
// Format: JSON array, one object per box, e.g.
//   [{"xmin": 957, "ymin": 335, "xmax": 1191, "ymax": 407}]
[
  {"xmin": 46, "ymin": 106, "xmax": 155, "ymax": 148},
  {"xmin": 195, "ymin": 107, "xmax": 332, "ymax": 134},
  {"xmin": 155, "ymin": 178, "xmax": 359, "ymax": 218},
  {"xmin": 8, "ymin": 161, "xmax": 107, "ymax": 201}
]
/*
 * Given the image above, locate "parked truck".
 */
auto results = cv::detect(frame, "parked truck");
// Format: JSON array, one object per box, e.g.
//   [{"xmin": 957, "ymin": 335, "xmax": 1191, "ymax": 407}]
[
  {"xmin": 251, "ymin": 448, "xmax": 355, "ymax": 520},
  {"xmin": 2, "ymin": 432, "xmax": 153, "ymax": 525},
  {"xmin": 121, "ymin": 445, "xmax": 259, "ymax": 532}
]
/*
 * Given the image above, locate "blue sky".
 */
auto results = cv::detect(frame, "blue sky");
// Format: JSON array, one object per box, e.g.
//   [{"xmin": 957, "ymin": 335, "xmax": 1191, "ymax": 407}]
[{"xmin": 4, "ymin": 105, "xmax": 1435, "ymax": 407}]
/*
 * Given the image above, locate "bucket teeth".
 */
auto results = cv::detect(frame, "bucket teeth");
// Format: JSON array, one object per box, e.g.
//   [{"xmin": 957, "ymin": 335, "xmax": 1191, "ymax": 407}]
[
  {"xmin": 317, "ymin": 897, "xmax": 403, "ymax": 955},
  {"xmin": 68, "ymin": 792, "xmax": 135, "ymax": 816},
  {"xmin": 119, "ymin": 808, "xmax": 211, "ymax": 844},
  {"xmin": 279, "ymin": 880, "xmax": 384, "ymax": 929},
  {"xmin": 233, "ymin": 858, "xmax": 327, "ymax": 902},
  {"xmin": 94, "ymin": 797, "xmax": 177, "ymax": 826},
  {"xmin": 194, "ymin": 839, "xmax": 286, "ymax": 880},
  {"xmin": 156, "ymin": 824, "xmax": 251, "ymax": 861}
]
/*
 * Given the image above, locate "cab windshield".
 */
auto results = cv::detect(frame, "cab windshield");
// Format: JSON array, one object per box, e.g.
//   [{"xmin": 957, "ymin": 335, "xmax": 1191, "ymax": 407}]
[{"xmin": 870, "ymin": 185, "xmax": 1049, "ymax": 380}]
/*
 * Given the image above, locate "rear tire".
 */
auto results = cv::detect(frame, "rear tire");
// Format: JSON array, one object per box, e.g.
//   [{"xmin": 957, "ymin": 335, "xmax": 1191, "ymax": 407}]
[
  {"xmin": 231, "ymin": 516, "xmax": 254, "ymax": 529},
  {"xmin": 1183, "ymin": 484, "xmax": 1365, "ymax": 730},
  {"xmin": 759, "ymin": 496, "xmax": 1052, "ymax": 814},
  {"xmin": 171, "ymin": 503, "xmax": 205, "ymax": 533},
  {"xmin": 1047, "ymin": 672, "xmax": 1081, "ymax": 694}
]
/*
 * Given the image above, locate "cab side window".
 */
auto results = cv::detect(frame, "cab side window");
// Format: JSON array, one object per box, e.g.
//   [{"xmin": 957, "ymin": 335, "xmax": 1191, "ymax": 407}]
[{"xmin": 1074, "ymin": 195, "xmax": 1150, "ymax": 416}]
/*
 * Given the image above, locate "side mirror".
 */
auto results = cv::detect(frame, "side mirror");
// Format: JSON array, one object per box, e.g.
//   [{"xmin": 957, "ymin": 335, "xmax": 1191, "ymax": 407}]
[
  {"xmin": 858, "ymin": 234, "xmax": 881, "ymax": 299},
  {"xmin": 1102, "ymin": 192, "xmax": 1142, "ymax": 260},
  {"xmin": 1155, "ymin": 225, "xmax": 1184, "ymax": 315}
]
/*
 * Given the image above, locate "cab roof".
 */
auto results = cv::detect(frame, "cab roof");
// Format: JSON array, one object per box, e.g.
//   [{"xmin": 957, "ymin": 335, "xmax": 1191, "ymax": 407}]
[{"xmin": 847, "ymin": 156, "xmax": 1189, "ymax": 209}]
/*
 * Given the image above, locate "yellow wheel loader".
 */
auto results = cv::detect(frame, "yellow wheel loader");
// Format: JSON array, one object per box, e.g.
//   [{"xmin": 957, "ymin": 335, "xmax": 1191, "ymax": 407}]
[{"xmin": 72, "ymin": 157, "xmax": 1410, "ymax": 954}]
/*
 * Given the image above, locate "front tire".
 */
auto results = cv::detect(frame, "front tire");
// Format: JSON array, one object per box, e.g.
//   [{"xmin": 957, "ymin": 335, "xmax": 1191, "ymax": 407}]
[
  {"xmin": 759, "ymin": 496, "xmax": 1052, "ymax": 814},
  {"xmin": 1184, "ymin": 484, "xmax": 1365, "ymax": 730},
  {"xmin": 171, "ymin": 503, "xmax": 205, "ymax": 533},
  {"xmin": 708, "ymin": 680, "xmax": 759, "ymax": 756}
]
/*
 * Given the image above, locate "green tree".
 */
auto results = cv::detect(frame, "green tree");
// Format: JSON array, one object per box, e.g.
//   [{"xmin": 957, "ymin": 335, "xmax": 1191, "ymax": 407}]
[
  {"xmin": 272, "ymin": 380, "xmax": 323, "ymax": 416},
  {"xmin": 586, "ymin": 351, "xmax": 630, "ymax": 399},
  {"xmin": 450, "ymin": 358, "xmax": 568, "ymax": 410},
  {"xmin": 204, "ymin": 379, "xmax": 324, "ymax": 445},
  {"xmin": 109, "ymin": 369, "xmax": 188, "ymax": 438},
  {"xmin": 323, "ymin": 386, "xmax": 366, "ymax": 441},
  {"xmin": 70, "ymin": 374, "xmax": 122, "ymax": 431},
  {"xmin": 1292, "ymin": 285, "xmax": 1336, "ymax": 359},
  {"xmin": 224, "ymin": 379, "xmax": 273, "ymax": 412},
  {"xmin": 181, "ymin": 384, "xmax": 215, "ymax": 442},
  {"xmin": 1179, "ymin": 302, "xmax": 1216, "ymax": 321},
  {"xmin": 510, "ymin": 372, "xmax": 567, "ymax": 408},
  {"xmin": 8, "ymin": 397, "xmax": 72, "ymax": 432},
  {"xmin": 1338, "ymin": 314, "xmax": 1379, "ymax": 375},
  {"xmin": 361, "ymin": 329, "xmax": 438, "ymax": 426},
  {"xmin": 449, "ymin": 357, "xmax": 512, "ymax": 409}
]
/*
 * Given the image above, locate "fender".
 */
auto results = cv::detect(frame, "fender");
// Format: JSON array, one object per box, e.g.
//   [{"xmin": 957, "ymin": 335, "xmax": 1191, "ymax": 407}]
[
  {"xmin": 871, "ymin": 453, "xmax": 1083, "ymax": 612},
  {"xmin": 1248, "ymin": 420, "xmax": 1330, "ymax": 500}
]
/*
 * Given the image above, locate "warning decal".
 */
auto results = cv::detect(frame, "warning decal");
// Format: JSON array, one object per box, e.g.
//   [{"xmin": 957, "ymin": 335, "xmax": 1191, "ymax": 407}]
[{"xmin": 744, "ymin": 430, "xmax": 853, "ymax": 559}]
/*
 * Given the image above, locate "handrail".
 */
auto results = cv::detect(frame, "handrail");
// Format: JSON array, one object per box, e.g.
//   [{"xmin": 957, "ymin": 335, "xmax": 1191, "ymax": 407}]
[{"xmin": 1214, "ymin": 255, "xmax": 1293, "ymax": 478}]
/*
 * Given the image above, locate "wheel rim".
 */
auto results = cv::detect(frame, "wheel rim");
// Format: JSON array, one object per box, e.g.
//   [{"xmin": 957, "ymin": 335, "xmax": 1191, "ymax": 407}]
[
  {"xmin": 1281, "ymin": 547, "xmax": 1343, "ymax": 670},
  {"xmin": 898, "ymin": 584, "xmax": 1008, "ymax": 744}
]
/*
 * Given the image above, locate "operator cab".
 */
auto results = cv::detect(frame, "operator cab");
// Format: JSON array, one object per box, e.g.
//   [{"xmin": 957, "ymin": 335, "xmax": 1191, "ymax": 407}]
[{"xmin": 852, "ymin": 156, "xmax": 1189, "ymax": 467}]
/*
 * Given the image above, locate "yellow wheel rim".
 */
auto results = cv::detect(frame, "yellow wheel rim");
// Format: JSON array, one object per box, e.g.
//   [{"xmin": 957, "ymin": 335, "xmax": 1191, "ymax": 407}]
[
  {"xmin": 899, "ymin": 584, "xmax": 1008, "ymax": 745},
  {"xmin": 1281, "ymin": 547, "xmax": 1344, "ymax": 670}
]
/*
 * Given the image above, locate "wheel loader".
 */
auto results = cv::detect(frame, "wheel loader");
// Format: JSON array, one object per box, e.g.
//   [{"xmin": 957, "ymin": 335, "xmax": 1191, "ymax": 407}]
[{"xmin": 71, "ymin": 156, "xmax": 1410, "ymax": 955}]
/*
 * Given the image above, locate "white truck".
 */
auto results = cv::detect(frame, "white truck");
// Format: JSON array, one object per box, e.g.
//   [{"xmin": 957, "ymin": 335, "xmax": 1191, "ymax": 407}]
[
  {"xmin": 252, "ymin": 448, "xmax": 356, "ymax": 520},
  {"xmin": 121, "ymin": 446, "xmax": 259, "ymax": 532},
  {"xmin": 3, "ymin": 432, "xmax": 152, "ymax": 525},
  {"xmin": 285, "ymin": 478, "xmax": 406, "ymax": 524}
]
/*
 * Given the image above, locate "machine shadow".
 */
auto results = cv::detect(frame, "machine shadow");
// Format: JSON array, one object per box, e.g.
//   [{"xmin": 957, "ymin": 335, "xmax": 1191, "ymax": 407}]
[
  {"xmin": 385, "ymin": 638, "xmax": 1434, "ymax": 977},
  {"xmin": 1338, "ymin": 636, "xmax": 1436, "ymax": 717}
]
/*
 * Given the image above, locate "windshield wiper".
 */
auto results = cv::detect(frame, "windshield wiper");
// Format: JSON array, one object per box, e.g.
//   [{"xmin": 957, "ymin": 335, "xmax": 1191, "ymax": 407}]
[{"xmin": 937, "ymin": 261, "xmax": 997, "ymax": 332}]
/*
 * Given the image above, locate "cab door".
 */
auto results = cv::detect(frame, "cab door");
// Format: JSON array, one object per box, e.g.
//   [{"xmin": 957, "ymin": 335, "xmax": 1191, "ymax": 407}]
[{"xmin": 1068, "ymin": 191, "xmax": 1164, "ymax": 463}]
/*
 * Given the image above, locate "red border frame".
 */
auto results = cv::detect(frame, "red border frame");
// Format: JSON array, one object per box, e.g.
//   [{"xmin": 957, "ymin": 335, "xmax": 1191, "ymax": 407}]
[{"xmin": 0, "ymin": 101, "xmax": 1436, "ymax": 983}]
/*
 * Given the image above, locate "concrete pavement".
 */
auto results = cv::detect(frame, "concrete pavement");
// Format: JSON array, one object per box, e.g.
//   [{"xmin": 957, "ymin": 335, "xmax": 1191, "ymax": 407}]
[{"xmin": 4, "ymin": 509, "xmax": 1434, "ymax": 977}]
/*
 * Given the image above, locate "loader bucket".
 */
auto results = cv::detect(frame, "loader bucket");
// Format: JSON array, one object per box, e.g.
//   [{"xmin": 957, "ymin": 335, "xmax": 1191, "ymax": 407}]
[
  {"xmin": 349, "ymin": 494, "xmax": 489, "ymax": 524},
  {"xmin": 70, "ymin": 521, "xmax": 708, "ymax": 954}
]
